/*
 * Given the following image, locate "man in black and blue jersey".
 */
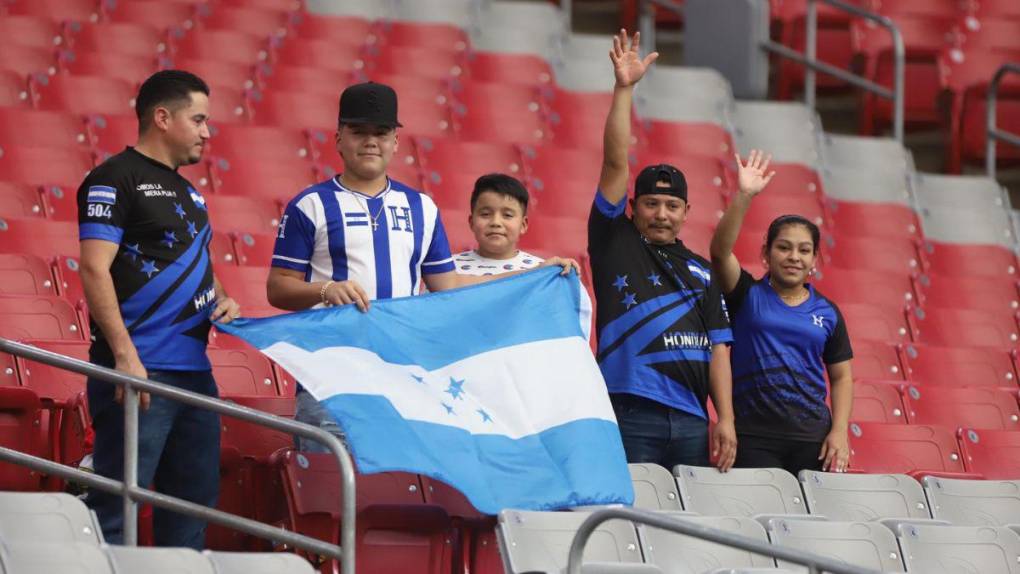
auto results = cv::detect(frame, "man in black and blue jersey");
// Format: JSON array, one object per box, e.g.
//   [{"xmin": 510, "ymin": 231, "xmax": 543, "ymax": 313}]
[
  {"xmin": 78, "ymin": 70, "xmax": 240, "ymax": 548},
  {"xmin": 589, "ymin": 30, "xmax": 737, "ymax": 472}
]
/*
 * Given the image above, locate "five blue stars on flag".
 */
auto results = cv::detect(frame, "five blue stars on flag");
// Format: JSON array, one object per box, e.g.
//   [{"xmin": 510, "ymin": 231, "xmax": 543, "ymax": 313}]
[{"xmin": 412, "ymin": 373, "xmax": 491, "ymax": 423}]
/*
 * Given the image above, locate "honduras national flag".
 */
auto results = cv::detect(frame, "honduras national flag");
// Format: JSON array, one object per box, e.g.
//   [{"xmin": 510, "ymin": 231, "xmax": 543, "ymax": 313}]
[{"xmin": 217, "ymin": 268, "xmax": 633, "ymax": 514}]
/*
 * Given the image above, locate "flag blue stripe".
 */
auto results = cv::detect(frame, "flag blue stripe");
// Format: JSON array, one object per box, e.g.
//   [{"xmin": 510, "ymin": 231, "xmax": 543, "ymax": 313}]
[
  {"xmin": 324, "ymin": 394, "xmax": 633, "ymax": 514},
  {"xmin": 218, "ymin": 268, "xmax": 584, "ymax": 369}
]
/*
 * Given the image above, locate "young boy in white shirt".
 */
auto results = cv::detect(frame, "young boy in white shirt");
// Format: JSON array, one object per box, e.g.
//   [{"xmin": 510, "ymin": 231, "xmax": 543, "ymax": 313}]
[{"xmin": 454, "ymin": 173, "xmax": 543, "ymax": 276}]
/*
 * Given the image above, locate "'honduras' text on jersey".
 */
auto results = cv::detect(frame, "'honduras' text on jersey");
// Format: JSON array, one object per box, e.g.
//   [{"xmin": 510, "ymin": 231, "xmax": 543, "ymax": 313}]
[{"xmin": 272, "ymin": 177, "xmax": 455, "ymax": 300}]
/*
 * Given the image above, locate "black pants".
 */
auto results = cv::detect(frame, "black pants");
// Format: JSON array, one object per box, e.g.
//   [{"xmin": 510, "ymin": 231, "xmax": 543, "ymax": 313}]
[{"xmin": 733, "ymin": 433, "xmax": 823, "ymax": 478}]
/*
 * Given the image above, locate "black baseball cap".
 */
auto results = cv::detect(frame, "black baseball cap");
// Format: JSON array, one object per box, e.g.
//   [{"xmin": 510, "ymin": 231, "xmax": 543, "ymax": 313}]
[
  {"xmin": 337, "ymin": 81, "xmax": 403, "ymax": 128},
  {"xmin": 634, "ymin": 164, "xmax": 688, "ymax": 202}
]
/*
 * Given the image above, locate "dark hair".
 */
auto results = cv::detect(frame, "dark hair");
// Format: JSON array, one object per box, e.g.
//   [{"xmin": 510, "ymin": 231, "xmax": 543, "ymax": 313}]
[
  {"xmin": 135, "ymin": 70, "xmax": 210, "ymax": 132},
  {"xmin": 470, "ymin": 173, "xmax": 530, "ymax": 214},
  {"xmin": 765, "ymin": 214, "xmax": 820, "ymax": 253}
]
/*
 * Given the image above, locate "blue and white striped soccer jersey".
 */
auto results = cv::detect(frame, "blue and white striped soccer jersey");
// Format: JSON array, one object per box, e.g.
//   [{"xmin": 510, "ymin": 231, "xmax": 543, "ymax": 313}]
[{"xmin": 272, "ymin": 177, "xmax": 455, "ymax": 300}]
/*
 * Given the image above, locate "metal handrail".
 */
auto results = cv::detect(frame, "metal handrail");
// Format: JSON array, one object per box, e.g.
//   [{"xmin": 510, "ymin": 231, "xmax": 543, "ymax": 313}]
[
  {"xmin": 565, "ymin": 507, "xmax": 882, "ymax": 574},
  {"xmin": 986, "ymin": 62, "xmax": 1020, "ymax": 179},
  {"xmin": 760, "ymin": 0, "xmax": 905, "ymax": 142},
  {"xmin": 0, "ymin": 338, "xmax": 357, "ymax": 574}
]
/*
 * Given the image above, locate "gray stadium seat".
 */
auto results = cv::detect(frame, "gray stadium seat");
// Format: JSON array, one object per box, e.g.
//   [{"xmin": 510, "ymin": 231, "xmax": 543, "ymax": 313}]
[
  {"xmin": 305, "ymin": 0, "xmax": 394, "ymax": 19},
  {"xmin": 821, "ymin": 134, "xmax": 915, "ymax": 173},
  {"xmin": 480, "ymin": 1, "xmax": 566, "ymax": 38},
  {"xmin": 0, "ymin": 492, "xmax": 103, "ymax": 546},
  {"xmin": 638, "ymin": 513, "xmax": 776, "ymax": 573},
  {"xmin": 559, "ymin": 34, "xmax": 616, "ymax": 64},
  {"xmin": 705, "ymin": 571, "xmax": 802, "ymax": 574},
  {"xmin": 629, "ymin": 463, "xmax": 683, "ymax": 511},
  {"xmin": 912, "ymin": 173, "xmax": 1008, "ymax": 211},
  {"xmin": 820, "ymin": 165, "xmax": 913, "ymax": 204},
  {"xmin": 205, "ymin": 551, "xmax": 315, "ymax": 574},
  {"xmin": 799, "ymin": 471, "xmax": 931, "ymax": 522},
  {"xmin": 554, "ymin": 59, "xmax": 617, "ymax": 93},
  {"xmin": 497, "ymin": 509, "xmax": 644, "ymax": 574},
  {"xmin": 470, "ymin": 26, "xmax": 561, "ymax": 57},
  {"xmin": 640, "ymin": 67, "xmax": 734, "ymax": 106},
  {"xmin": 923, "ymin": 477, "xmax": 1020, "ymax": 527},
  {"xmin": 393, "ymin": 0, "xmax": 479, "ymax": 28},
  {"xmin": 766, "ymin": 517, "xmax": 906, "ymax": 572},
  {"xmin": 920, "ymin": 206, "xmax": 1016, "ymax": 247},
  {"xmin": 733, "ymin": 102, "xmax": 822, "ymax": 165},
  {"xmin": 106, "ymin": 546, "xmax": 214, "ymax": 574},
  {"xmin": 674, "ymin": 466, "xmax": 809, "ymax": 517},
  {"xmin": 896, "ymin": 523, "xmax": 1020, "ymax": 573},
  {"xmin": 0, "ymin": 542, "xmax": 112, "ymax": 574},
  {"xmin": 635, "ymin": 94, "xmax": 731, "ymax": 126}
]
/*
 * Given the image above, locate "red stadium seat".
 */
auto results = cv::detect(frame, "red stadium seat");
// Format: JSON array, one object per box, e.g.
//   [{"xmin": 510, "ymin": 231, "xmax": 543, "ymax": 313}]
[
  {"xmin": 916, "ymin": 274, "xmax": 1020, "ymax": 313},
  {"xmin": 771, "ymin": 0, "xmax": 856, "ymax": 99},
  {"xmin": 210, "ymin": 230, "xmax": 237, "ymax": 267},
  {"xmin": 172, "ymin": 58, "xmax": 259, "ymax": 92},
  {"xmin": 297, "ymin": 14, "xmax": 374, "ymax": 43},
  {"xmin": 214, "ymin": 266, "xmax": 281, "ymax": 317},
  {"xmin": 0, "ymin": 108, "xmax": 89, "ymax": 150},
  {"xmin": 910, "ymin": 306, "xmax": 1019, "ymax": 350},
  {"xmin": 852, "ymin": 380, "xmax": 908, "ymax": 423},
  {"xmin": 71, "ymin": 22, "xmax": 168, "ymax": 58},
  {"xmin": 827, "ymin": 200, "xmax": 920, "ymax": 240},
  {"xmin": 0, "ymin": 218, "xmax": 80, "ymax": 259},
  {"xmin": 261, "ymin": 64, "xmax": 352, "ymax": 95},
  {"xmin": 812, "ymin": 266, "xmax": 919, "ymax": 309},
  {"xmin": 901, "ymin": 343, "xmax": 1018, "ymax": 389},
  {"xmin": 902, "ymin": 385, "xmax": 1020, "ymax": 431},
  {"xmin": 957, "ymin": 18, "xmax": 1020, "ymax": 52},
  {"xmin": 64, "ymin": 52, "xmax": 160, "ymax": 85},
  {"xmin": 0, "ymin": 15, "xmax": 66, "ymax": 50},
  {"xmin": 734, "ymin": 192, "xmax": 826, "ymax": 233},
  {"xmin": 440, "ymin": 209, "xmax": 475, "ymax": 253},
  {"xmin": 211, "ymin": 157, "xmax": 318, "ymax": 202},
  {"xmin": 252, "ymin": 90, "xmax": 339, "ymax": 131},
  {"xmin": 838, "ymin": 302, "xmax": 912, "ymax": 344},
  {"xmin": 0, "ymin": 182, "xmax": 47, "ymax": 219},
  {"xmin": 418, "ymin": 139, "xmax": 524, "ymax": 184},
  {"xmin": 370, "ymin": 45, "xmax": 465, "ymax": 80},
  {"xmin": 968, "ymin": 0, "xmax": 1020, "ymax": 20},
  {"xmin": 518, "ymin": 214, "xmax": 587, "ymax": 256},
  {"xmin": 275, "ymin": 39, "xmax": 366, "ymax": 73},
  {"xmin": 36, "ymin": 74, "xmax": 136, "ymax": 116},
  {"xmin": 0, "ymin": 142, "xmax": 91, "ymax": 189},
  {"xmin": 179, "ymin": 161, "xmax": 215, "ymax": 194},
  {"xmin": 208, "ymin": 348, "xmax": 279, "ymax": 397},
  {"xmin": 377, "ymin": 21, "xmax": 469, "ymax": 52},
  {"xmin": 204, "ymin": 195, "xmax": 281, "ymax": 236},
  {"xmin": 0, "ymin": 44, "xmax": 59, "ymax": 77},
  {"xmin": 848, "ymin": 421, "xmax": 968, "ymax": 476},
  {"xmin": 546, "ymin": 91, "xmax": 614, "ymax": 149},
  {"xmin": 958, "ymin": 428, "xmax": 1020, "ymax": 479},
  {"xmin": 453, "ymin": 82, "xmax": 548, "ymax": 144},
  {"xmin": 0, "ymin": 253, "xmax": 58, "ymax": 297},
  {"xmin": 16, "ymin": 339, "xmax": 89, "ymax": 404},
  {"xmin": 8, "ymin": 0, "xmax": 104, "ymax": 24},
  {"xmin": 851, "ymin": 340, "xmax": 905, "ymax": 379},
  {"xmin": 205, "ymin": 85, "xmax": 251, "ymax": 125},
  {"xmin": 277, "ymin": 450, "xmax": 454, "ymax": 574},
  {"xmin": 0, "ymin": 387, "xmax": 45, "ymax": 490},
  {"xmin": 926, "ymin": 242, "xmax": 1018, "ymax": 278},
  {"xmin": 0, "ymin": 70, "xmax": 31, "ymax": 108},
  {"xmin": 827, "ymin": 236, "xmax": 924, "ymax": 274},
  {"xmin": 631, "ymin": 152, "xmax": 732, "ymax": 201},
  {"xmin": 53, "ymin": 255, "xmax": 84, "ymax": 306},
  {"xmin": 522, "ymin": 146, "xmax": 602, "ymax": 200},
  {"xmin": 219, "ymin": 0, "xmax": 303, "ymax": 11},
  {"xmin": 0, "ymin": 296, "xmax": 83, "ymax": 341},
  {"xmin": 640, "ymin": 121, "xmax": 736, "ymax": 164},
  {"xmin": 231, "ymin": 232, "xmax": 277, "ymax": 267},
  {"xmin": 465, "ymin": 52, "xmax": 553, "ymax": 88},
  {"xmin": 389, "ymin": 93, "xmax": 454, "ymax": 139},
  {"xmin": 210, "ymin": 124, "xmax": 314, "ymax": 163},
  {"xmin": 108, "ymin": 1, "xmax": 201, "ymax": 31},
  {"xmin": 202, "ymin": 6, "xmax": 292, "ymax": 38},
  {"xmin": 356, "ymin": 73, "xmax": 451, "ymax": 111},
  {"xmin": 37, "ymin": 184, "xmax": 76, "ymax": 222},
  {"xmin": 425, "ymin": 172, "xmax": 478, "ymax": 213},
  {"xmin": 86, "ymin": 114, "xmax": 140, "ymax": 157},
  {"xmin": 175, "ymin": 30, "xmax": 271, "ymax": 66}
]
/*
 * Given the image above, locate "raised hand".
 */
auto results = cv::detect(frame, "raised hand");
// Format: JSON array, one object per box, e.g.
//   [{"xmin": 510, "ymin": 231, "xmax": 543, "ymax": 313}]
[
  {"xmin": 734, "ymin": 149, "xmax": 776, "ymax": 197},
  {"xmin": 610, "ymin": 29, "xmax": 658, "ymax": 88}
]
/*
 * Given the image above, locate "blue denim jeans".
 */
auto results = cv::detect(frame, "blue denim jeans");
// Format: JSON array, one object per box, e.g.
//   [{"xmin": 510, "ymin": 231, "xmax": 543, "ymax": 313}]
[
  {"xmin": 86, "ymin": 368, "xmax": 220, "ymax": 549},
  {"xmin": 293, "ymin": 388, "xmax": 348, "ymax": 453},
  {"xmin": 610, "ymin": 393, "xmax": 710, "ymax": 471}
]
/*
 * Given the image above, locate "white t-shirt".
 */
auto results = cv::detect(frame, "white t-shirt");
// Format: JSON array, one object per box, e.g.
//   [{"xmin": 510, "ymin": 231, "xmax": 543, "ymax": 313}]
[
  {"xmin": 453, "ymin": 249, "xmax": 543, "ymax": 276},
  {"xmin": 454, "ymin": 249, "xmax": 593, "ymax": 341}
]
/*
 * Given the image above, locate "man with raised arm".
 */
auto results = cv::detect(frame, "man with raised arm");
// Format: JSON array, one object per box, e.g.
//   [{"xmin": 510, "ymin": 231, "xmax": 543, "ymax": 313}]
[{"xmin": 588, "ymin": 31, "xmax": 737, "ymax": 472}]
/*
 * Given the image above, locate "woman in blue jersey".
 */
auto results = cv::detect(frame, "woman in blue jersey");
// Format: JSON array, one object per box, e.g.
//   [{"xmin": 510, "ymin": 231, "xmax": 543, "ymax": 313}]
[{"xmin": 709, "ymin": 150, "xmax": 854, "ymax": 475}]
